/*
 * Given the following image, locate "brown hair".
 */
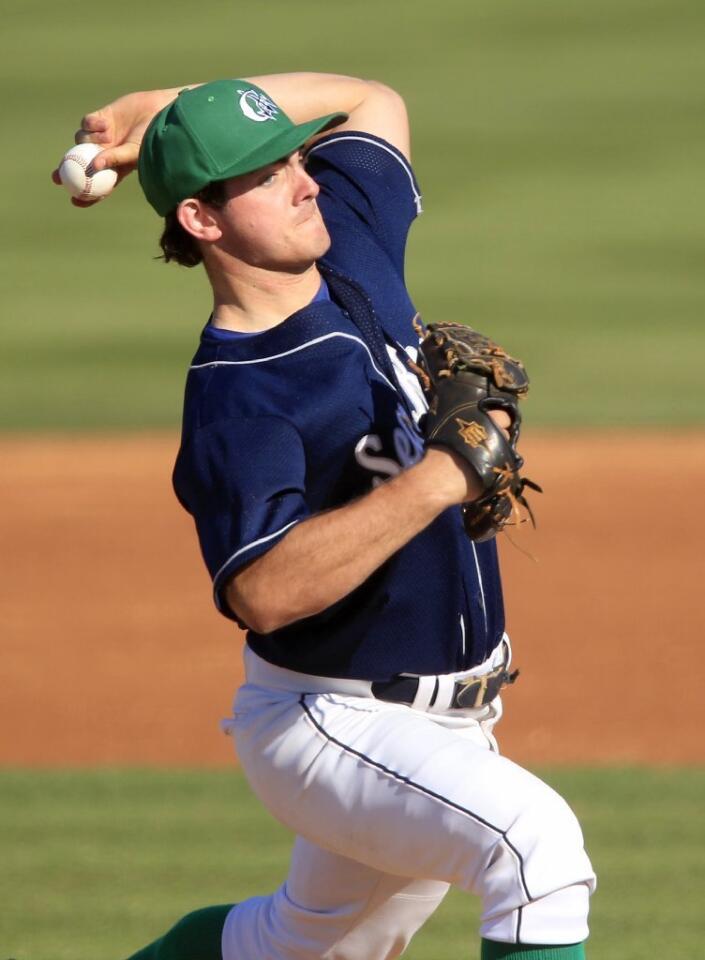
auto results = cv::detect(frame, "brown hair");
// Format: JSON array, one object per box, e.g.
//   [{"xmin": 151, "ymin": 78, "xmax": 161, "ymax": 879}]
[{"xmin": 158, "ymin": 180, "xmax": 229, "ymax": 267}]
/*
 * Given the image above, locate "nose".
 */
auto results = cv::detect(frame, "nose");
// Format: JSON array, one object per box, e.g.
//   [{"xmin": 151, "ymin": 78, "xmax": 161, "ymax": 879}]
[{"xmin": 292, "ymin": 157, "xmax": 319, "ymax": 204}]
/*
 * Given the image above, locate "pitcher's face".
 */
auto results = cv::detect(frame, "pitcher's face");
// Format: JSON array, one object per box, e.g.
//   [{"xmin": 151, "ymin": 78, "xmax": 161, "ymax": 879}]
[{"xmin": 212, "ymin": 150, "xmax": 331, "ymax": 271}]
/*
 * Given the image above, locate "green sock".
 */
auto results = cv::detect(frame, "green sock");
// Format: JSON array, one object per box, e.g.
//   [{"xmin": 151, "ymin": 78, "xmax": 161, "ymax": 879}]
[
  {"xmin": 125, "ymin": 904, "xmax": 234, "ymax": 960},
  {"xmin": 481, "ymin": 940, "xmax": 585, "ymax": 960}
]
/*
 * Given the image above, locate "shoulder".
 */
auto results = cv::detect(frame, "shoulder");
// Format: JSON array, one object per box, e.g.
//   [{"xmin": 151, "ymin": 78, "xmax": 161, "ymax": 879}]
[
  {"xmin": 307, "ymin": 129, "xmax": 421, "ymax": 215},
  {"xmin": 180, "ymin": 305, "xmax": 396, "ymax": 429},
  {"xmin": 308, "ymin": 130, "xmax": 422, "ymax": 286}
]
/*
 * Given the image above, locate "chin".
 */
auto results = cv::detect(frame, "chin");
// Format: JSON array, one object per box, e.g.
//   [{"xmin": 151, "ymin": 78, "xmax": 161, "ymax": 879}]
[
  {"xmin": 312, "ymin": 231, "xmax": 332, "ymax": 260},
  {"xmin": 290, "ymin": 223, "xmax": 331, "ymax": 269}
]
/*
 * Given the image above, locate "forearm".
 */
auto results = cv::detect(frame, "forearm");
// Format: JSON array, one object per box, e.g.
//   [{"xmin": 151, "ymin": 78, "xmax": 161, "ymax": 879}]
[
  {"xmin": 152, "ymin": 73, "xmax": 407, "ymax": 161},
  {"xmin": 251, "ymin": 73, "xmax": 408, "ymax": 155},
  {"xmin": 65, "ymin": 73, "xmax": 407, "ymax": 185},
  {"xmin": 246, "ymin": 72, "xmax": 381, "ymax": 118},
  {"xmin": 227, "ymin": 449, "xmax": 476, "ymax": 633},
  {"xmin": 143, "ymin": 73, "xmax": 374, "ymax": 121}
]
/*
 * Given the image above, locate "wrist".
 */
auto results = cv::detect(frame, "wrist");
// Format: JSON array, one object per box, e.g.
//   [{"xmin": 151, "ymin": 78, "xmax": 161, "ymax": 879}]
[{"xmin": 407, "ymin": 448, "xmax": 483, "ymax": 513}]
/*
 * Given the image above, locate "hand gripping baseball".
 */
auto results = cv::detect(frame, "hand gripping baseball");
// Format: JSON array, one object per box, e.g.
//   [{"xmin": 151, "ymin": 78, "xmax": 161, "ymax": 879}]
[
  {"xmin": 51, "ymin": 88, "xmax": 183, "ymax": 206},
  {"xmin": 413, "ymin": 322, "xmax": 541, "ymax": 541}
]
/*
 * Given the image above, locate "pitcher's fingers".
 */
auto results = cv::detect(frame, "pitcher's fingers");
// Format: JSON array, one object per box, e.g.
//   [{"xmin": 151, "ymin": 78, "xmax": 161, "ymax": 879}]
[
  {"xmin": 74, "ymin": 111, "xmax": 111, "ymax": 145},
  {"xmin": 91, "ymin": 142, "xmax": 139, "ymax": 172},
  {"xmin": 74, "ymin": 127, "xmax": 111, "ymax": 145},
  {"xmin": 80, "ymin": 111, "xmax": 109, "ymax": 132},
  {"xmin": 489, "ymin": 410, "xmax": 511, "ymax": 429}
]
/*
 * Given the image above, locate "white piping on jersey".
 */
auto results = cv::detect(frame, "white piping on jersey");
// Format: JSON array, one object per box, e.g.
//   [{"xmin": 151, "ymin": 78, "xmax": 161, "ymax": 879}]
[
  {"xmin": 190, "ymin": 332, "xmax": 396, "ymax": 392},
  {"xmin": 307, "ymin": 135, "xmax": 423, "ymax": 215},
  {"xmin": 459, "ymin": 613, "xmax": 466, "ymax": 659},
  {"xmin": 470, "ymin": 543, "xmax": 488, "ymax": 635},
  {"xmin": 213, "ymin": 519, "xmax": 301, "ymax": 587}
]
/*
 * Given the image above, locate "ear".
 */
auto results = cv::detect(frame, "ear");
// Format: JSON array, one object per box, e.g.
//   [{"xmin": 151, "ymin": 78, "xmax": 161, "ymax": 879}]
[{"xmin": 177, "ymin": 198, "xmax": 223, "ymax": 243}]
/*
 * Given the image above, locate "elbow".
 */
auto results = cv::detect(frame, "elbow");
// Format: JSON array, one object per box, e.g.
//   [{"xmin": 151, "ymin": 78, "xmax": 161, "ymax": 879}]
[
  {"xmin": 366, "ymin": 80, "xmax": 407, "ymax": 115},
  {"xmin": 247, "ymin": 607, "xmax": 289, "ymax": 636},
  {"xmin": 357, "ymin": 81, "xmax": 410, "ymax": 159},
  {"xmin": 366, "ymin": 79, "xmax": 403, "ymax": 100},
  {"xmin": 224, "ymin": 578, "xmax": 297, "ymax": 635}
]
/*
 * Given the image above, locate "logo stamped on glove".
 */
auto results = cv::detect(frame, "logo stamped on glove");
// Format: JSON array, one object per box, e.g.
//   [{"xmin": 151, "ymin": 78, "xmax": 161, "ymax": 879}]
[{"xmin": 455, "ymin": 418, "xmax": 488, "ymax": 448}]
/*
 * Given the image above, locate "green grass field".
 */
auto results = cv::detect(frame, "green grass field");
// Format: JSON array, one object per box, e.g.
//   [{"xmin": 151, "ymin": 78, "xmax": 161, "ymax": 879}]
[
  {"xmin": 2, "ymin": 768, "xmax": 703, "ymax": 960},
  {"xmin": 2, "ymin": 0, "xmax": 704, "ymax": 429}
]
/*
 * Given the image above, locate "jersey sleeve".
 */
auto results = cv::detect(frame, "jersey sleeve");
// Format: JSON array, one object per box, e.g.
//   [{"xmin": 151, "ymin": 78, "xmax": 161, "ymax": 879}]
[
  {"xmin": 306, "ymin": 130, "xmax": 422, "ymax": 278},
  {"xmin": 172, "ymin": 415, "xmax": 309, "ymax": 621}
]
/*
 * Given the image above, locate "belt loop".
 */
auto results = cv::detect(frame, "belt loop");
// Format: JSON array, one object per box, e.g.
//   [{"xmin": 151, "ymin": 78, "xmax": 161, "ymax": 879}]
[
  {"xmin": 429, "ymin": 674, "xmax": 456, "ymax": 713},
  {"xmin": 410, "ymin": 675, "xmax": 436, "ymax": 712},
  {"xmin": 502, "ymin": 634, "xmax": 512, "ymax": 668}
]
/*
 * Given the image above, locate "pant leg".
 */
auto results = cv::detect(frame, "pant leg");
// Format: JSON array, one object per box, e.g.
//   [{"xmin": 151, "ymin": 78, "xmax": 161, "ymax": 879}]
[
  {"xmin": 221, "ymin": 836, "xmax": 449, "ymax": 960},
  {"xmin": 229, "ymin": 683, "xmax": 595, "ymax": 947}
]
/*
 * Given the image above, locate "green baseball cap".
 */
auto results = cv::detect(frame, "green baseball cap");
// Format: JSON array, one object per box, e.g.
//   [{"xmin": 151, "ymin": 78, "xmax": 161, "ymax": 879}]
[{"xmin": 138, "ymin": 79, "xmax": 348, "ymax": 215}]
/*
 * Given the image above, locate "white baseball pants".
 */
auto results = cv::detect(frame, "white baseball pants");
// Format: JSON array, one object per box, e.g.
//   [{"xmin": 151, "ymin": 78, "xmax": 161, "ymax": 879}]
[{"xmin": 220, "ymin": 646, "xmax": 596, "ymax": 960}]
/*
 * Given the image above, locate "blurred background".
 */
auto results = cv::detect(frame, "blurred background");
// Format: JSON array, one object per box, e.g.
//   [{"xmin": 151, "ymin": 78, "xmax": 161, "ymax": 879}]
[
  {"xmin": 3, "ymin": 0, "xmax": 704, "ymax": 428},
  {"xmin": 1, "ymin": 0, "xmax": 704, "ymax": 957}
]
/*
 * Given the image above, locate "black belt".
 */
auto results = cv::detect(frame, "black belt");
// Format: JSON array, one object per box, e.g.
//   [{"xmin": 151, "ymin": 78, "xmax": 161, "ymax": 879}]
[{"xmin": 371, "ymin": 662, "xmax": 519, "ymax": 710}]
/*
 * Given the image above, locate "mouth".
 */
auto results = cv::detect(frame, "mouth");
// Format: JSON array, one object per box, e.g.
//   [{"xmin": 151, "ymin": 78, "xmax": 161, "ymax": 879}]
[{"xmin": 297, "ymin": 201, "xmax": 320, "ymax": 227}]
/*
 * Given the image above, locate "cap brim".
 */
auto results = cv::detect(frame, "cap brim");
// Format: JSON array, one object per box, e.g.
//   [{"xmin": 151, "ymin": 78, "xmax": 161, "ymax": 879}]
[{"xmin": 214, "ymin": 111, "xmax": 348, "ymax": 184}]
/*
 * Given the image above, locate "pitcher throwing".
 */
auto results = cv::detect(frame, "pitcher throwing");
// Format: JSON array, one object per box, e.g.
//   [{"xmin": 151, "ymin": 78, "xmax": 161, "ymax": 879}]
[{"xmin": 54, "ymin": 73, "xmax": 595, "ymax": 960}]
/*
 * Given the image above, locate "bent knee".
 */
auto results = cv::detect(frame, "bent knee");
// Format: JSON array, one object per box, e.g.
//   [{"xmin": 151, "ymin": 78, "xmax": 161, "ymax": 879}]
[
  {"xmin": 478, "ymin": 788, "xmax": 596, "ymax": 943},
  {"xmin": 509, "ymin": 789, "xmax": 595, "ymax": 898}
]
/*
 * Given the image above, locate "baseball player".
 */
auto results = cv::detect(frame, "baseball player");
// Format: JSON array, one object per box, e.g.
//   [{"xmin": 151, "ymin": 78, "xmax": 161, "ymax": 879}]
[{"xmin": 55, "ymin": 73, "xmax": 596, "ymax": 960}]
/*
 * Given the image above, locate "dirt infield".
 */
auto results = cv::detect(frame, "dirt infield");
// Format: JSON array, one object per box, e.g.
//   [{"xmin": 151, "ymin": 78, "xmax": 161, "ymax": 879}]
[{"xmin": 1, "ymin": 432, "xmax": 703, "ymax": 767}]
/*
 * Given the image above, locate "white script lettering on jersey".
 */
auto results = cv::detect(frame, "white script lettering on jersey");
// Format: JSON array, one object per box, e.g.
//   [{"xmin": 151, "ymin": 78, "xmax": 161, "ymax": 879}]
[
  {"xmin": 386, "ymin": 343, "xmax": 428, "ymax": 425},
  {"xmin": 355, "ymin": 406, "xmax": 425, "ymax": 488}
]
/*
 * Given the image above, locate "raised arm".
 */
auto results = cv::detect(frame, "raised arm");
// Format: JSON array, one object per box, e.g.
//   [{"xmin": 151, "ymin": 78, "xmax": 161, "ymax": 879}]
[
  {"xmin": 52, "ymin": 73, "xmax": 409, "ymax": 205},
  {"xmin": 246, "ymin": 73, "xmax": 410, "ymax": 158}
]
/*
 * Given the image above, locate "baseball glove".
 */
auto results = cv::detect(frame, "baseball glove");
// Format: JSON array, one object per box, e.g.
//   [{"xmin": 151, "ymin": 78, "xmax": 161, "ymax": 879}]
[{"xmin": 412, "ymin": 321, "xmax": 541, "ymax": 542}]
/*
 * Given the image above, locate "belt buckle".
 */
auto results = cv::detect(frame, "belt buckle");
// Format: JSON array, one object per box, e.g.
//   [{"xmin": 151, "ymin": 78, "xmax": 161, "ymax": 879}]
[
  {"xmin": 455, "ymin": 672, "xmax": 491, "ymax": 709},
  {"xmin": 453, "ymin": 664, "xmax": 519, "ymax": 709}
]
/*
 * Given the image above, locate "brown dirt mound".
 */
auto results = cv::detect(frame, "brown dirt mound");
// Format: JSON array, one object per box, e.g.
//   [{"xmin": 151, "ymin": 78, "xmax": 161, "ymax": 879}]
[{"xmin": 1, "ymin": 431, "xmax": 703, "ymax": 767}]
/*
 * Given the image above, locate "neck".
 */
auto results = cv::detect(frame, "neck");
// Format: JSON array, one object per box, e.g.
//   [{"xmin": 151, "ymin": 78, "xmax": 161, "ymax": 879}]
[{"xmin": 207, "ymin": 258, "xmax": 322, "ymax": 333}]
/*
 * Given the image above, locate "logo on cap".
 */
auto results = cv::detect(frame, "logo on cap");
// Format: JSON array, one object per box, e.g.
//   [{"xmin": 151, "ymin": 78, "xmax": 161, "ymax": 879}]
[{"xmin": 237, "ymin": 89, "xmax": 279, "ymax": 123}]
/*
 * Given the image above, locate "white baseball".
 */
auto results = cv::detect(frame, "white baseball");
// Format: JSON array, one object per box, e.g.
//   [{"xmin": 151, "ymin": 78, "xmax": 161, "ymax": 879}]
[{"xmin": 58, "ymin": 142, "xmax": 118, "ymax": 201}]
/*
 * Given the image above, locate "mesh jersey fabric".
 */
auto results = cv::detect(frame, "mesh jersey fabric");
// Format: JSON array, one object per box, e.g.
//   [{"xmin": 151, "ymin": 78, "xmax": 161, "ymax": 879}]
[{"xmin": 172, "ymin": 131, "xmax": 505, "ymax": 679}]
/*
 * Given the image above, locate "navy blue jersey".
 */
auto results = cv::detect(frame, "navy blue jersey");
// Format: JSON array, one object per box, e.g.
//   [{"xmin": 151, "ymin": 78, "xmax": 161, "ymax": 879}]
[{"xmin": 173, "ymin": 131, "xmax": 505, "ymax": 681}]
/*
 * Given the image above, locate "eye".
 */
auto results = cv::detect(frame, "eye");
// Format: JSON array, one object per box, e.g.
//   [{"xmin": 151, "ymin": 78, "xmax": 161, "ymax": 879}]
[{"xmin": 258, "ymin": 171, "xmax": 277, "ymax": 187}]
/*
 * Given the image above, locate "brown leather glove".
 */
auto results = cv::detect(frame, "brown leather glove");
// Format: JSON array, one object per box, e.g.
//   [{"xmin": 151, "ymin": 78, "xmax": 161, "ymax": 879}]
[{"xmin": 414, "ymin": 322, "xmax": 541, "ymax": 541}]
